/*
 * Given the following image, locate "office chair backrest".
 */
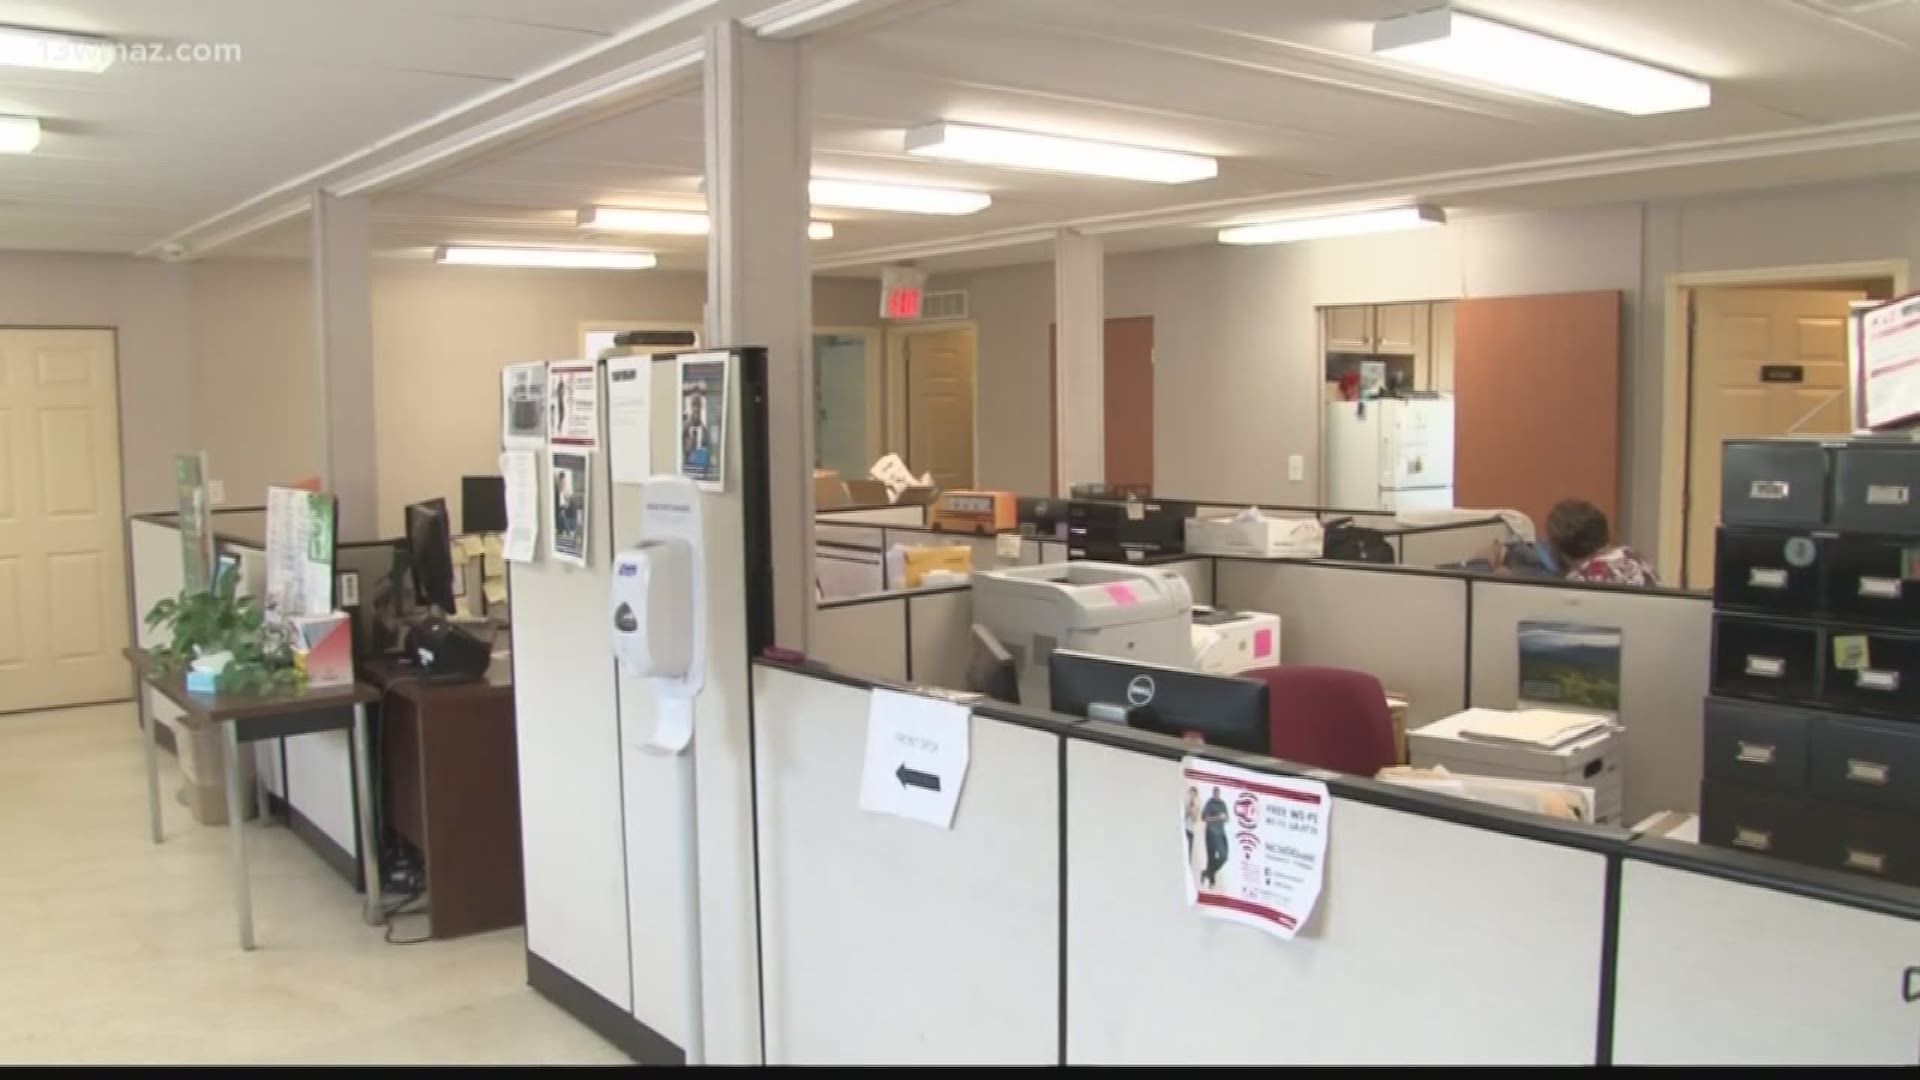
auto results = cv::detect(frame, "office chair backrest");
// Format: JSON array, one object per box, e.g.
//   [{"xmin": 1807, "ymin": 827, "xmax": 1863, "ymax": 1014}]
[{"xmin": 1246, "ymin": 665, "xmax": 1399, "ymax": 778}]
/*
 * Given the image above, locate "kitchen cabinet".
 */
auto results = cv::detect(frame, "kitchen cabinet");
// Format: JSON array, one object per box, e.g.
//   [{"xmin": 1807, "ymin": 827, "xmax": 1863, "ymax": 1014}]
[
  {"xmin": 1325, "ymin": 305, "xmax": 1375, "ymax": 353},
  {"xmin": 1323, "ymin": 302, "xmax": 1446, "ymax": 386},
  {"xmin": 1374, "ymin": 302, "xmax": 1426, "ymax": 357}
]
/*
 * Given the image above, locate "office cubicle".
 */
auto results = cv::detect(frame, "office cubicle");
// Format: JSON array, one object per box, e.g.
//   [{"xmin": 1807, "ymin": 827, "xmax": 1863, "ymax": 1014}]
[{"xmin": 749, "ymin": 658, "xmax": 1920, "ymax": 1066}]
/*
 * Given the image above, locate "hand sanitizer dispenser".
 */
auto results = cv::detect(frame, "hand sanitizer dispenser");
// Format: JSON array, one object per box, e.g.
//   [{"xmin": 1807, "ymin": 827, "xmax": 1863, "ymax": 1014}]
[{"xmin": 611, "ymin": 539, "xmax": 692, "ymax": 680}]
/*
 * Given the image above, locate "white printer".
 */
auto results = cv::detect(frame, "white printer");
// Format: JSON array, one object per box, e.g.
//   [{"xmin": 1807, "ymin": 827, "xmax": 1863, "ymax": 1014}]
[{"xmin": 972, "ymin": 561, "xmax": 1193, "ymax": 706}]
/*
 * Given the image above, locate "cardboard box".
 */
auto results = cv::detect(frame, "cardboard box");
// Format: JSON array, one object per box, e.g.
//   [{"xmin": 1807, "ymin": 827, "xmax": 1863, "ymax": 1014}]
[
  {"xmin": 814, "ymin": 470, "xmax": 849, "ymax": 509},
  {"xmin": 1185, "ymin": 514, "xmax": 1323, "ymax": 559},
  {"xmin": 168, "ymin": 719, "xmax": 258, "ymax": 827},
  {"xmin": 1409, "ymin": 708, "xmax": 1623, "ymax": 824}
]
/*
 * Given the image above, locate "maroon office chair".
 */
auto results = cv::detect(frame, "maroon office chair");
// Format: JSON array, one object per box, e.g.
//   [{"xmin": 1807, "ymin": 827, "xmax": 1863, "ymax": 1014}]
[{"xmin": 1245, "ymin": 665, "xmax": 1399, "ymax": 777}]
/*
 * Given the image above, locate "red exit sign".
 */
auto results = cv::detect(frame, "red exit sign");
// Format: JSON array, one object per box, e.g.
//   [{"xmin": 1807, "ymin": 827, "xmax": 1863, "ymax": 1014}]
[{"xmin": 880, "ymin": 265, "xmax": 927, "ymax": 321}]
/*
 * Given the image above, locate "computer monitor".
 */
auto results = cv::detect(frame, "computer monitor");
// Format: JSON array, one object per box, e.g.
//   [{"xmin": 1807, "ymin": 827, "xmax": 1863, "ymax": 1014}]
[
  {"xmin": 405, "ymin": 498, "xmax": 457, "ymax": 613},
  {"xmin": 967, "ymin": 624, "xmax": 1020, "ymax": 706},
  {"xmin": 1049, "ymin": 650, "xmax": 1270, "ymax": 754},
  {"xmin": 461, "ymin": 475, "xmax": 508, "ymax": 534}
]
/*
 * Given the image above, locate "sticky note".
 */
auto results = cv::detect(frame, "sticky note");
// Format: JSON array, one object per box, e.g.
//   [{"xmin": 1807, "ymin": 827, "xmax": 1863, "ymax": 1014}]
[
  {"xmin": 484, "ymin": 534, "xmax": 506, "ymax": 564},
  {"xmin": 456, "ymin": 536, "xmax": 485, "ymax": 560},
  {"xmin": 483, "ymin": 579, "xmax": 509, "ymax": 605},
  {"xmin": 484, "ymin": 559, "xmax": 506, "ymax": 582},
  {"xmin": 1833, "ymin": 634, "xmax": 1870, "ymax": 672},
  {"xmin": 1253, "ymin": 628, "xmax": 1274, "ymax": 659},
  {"xmin": 1104, "ymin": 583, "xmax": 1138, "ymax": 606}
]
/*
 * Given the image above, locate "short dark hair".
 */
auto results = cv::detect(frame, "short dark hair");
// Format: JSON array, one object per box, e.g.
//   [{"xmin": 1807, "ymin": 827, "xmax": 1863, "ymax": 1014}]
[{"xmin": 1547, "ymin": 499, "xmax": 1611, "ymax": 562}]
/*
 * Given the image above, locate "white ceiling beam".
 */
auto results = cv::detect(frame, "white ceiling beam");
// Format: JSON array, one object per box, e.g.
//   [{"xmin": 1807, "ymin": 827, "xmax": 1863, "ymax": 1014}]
[
  {"xmin": 811, "ymin": 108, "xmax": 1920, "ymax": 269},
  {"xmin": 745, "ymin": 0, "xmax": 954, "ymax": 40}
]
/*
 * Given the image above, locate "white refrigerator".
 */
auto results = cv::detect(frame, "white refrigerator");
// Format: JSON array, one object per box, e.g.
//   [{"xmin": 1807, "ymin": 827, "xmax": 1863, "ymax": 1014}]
[{"xmin": 1325, "ymin": 397, "xmax": 1455, "ymax": 511}]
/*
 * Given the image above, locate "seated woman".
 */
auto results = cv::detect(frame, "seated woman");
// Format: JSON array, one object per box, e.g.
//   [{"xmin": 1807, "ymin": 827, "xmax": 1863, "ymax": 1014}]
[{"xmin": 1546, "ymin": 499, "xmax": 1659, "ymax": 587}]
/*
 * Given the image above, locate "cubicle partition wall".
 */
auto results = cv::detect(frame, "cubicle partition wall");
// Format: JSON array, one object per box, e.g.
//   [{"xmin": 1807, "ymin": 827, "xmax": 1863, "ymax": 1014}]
[
  {"xmin": 816, "ymin": 504, "xmax": 926, "ymax": 527},
  {"xmin": 746, "ymin": 659, "xmax": 1920, "ymax": 1066}
]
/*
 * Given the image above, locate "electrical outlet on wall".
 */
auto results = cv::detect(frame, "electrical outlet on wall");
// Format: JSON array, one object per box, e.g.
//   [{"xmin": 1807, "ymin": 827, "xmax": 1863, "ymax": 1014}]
[
  {"xmin": 1287, "ymin": 455, "xmax": 1304, "ymax": 483},
  {"xmin": 207, "ymin": 479, "xmax": 226, "ymax": 506}
]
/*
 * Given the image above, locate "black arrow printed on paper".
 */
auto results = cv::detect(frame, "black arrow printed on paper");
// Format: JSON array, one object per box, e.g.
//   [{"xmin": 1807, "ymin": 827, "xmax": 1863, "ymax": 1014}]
[{"xmin": 895, "ymin": 764, "xmax": 941, "ymax": 792}]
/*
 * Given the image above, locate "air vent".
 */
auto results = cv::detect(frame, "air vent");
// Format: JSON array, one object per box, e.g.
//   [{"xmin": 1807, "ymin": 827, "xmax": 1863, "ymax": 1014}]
[{"xmin": 917, "ymin": 289, "xmax": 969, "ymax": 321}]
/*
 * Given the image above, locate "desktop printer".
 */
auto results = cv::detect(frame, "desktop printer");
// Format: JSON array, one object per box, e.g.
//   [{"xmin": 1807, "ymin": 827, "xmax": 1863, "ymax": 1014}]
[
  {"xmin": 972, "ymin": 561, "xmax": 1193, "ymax": 704},
  {"xmin": 1067, "ymin": 498, "xmax": 1194, "ymax": 561}
]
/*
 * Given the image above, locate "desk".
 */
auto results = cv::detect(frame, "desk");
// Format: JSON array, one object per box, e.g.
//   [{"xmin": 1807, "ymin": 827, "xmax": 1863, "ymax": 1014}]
[
  {"xmin": 365, "ymin": 659, "xmax": 524, "ymax": 940},
  {"xmin": 128, "ymin": 647, "xmax": 381, "ymax": 949}
]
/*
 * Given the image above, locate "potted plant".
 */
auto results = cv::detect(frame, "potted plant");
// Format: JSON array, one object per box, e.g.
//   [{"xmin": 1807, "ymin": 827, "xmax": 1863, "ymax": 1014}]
[{"xmin": 144, "ymin": 570, "xmax": 303, "ymax": 694}]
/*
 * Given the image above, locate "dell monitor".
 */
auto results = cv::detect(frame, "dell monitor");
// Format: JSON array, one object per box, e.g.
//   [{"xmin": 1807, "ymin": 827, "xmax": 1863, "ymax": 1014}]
[
  {"xmin": 1049, "ymin": 650, "xmax": 1270, "ymax": 754},
  {"xmin": 461, "ymin": 475, "xmax": 508, "ymax": 535},
  {"xmin": 405, "ymin": 498, "xmax": 457, "ymax": 614},
  {"xmin": 967, "ymin": 624, "xmax": 1020, "ymax": 706}
]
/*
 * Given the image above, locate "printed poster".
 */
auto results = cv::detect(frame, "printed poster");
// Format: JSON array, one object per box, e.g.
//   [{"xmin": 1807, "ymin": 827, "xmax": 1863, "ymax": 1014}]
[
  {"xmin": 549, "ymin": 449, "xmax": 591, "ymax": 567},
  {"xmin": 1861, "ymin": 293, "xmax": 1920, "ymax": 430},
  {"xmin": 1182, "ymin": 757, "xmax": 1329, "ymax": 941},
  {"xmin": 501, "ymin": 362, "xmax": 549, "ymax": 449},
  {"xmin": 498, "ymin": 450, "xmax": 539, "ymax": 564},
  {"xmin": 606, "ymin": 355, "xmax": 652, "ymax": 485},
  {"xmin": 677, "ymin": 352, "xmax": 729, "ymax": 492},
  {"xmin": 264, "ymin": 486, "xmax": 336, "ymax": 621},
  {"xmin": 174, "ymin": 451, "xmax": 215, "ymax": 594},
  {"xmin": 1517, "ymin": 621, "xmax": 1623, "ymax": 714},
  {"xmin": 547, "ymin": 361, "xmax": 599, "ymax": 449}
]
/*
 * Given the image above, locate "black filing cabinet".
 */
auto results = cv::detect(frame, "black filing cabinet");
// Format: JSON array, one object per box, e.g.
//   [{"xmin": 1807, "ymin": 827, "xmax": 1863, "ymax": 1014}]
[{"xmin": 1702, "ymin": 436, "xmax": 1920, "ymax": 888}]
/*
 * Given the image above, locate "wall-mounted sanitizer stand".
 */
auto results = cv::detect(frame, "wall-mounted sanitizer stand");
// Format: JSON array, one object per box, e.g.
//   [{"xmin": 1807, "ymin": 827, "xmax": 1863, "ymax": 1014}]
[{"xmin": 611, "ymin": 475, "xmax": 708, "ymax": 1065}]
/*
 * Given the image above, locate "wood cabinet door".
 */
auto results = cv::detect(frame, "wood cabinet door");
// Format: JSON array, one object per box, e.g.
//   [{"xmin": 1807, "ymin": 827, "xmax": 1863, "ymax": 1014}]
[
  {"xmin": 1324, "ymin": 305, "xmax": 1375, "ymax": 353},
  {"xmin": 1374, "ymin": 303, "xmax": 1424, "ymax": 356}
]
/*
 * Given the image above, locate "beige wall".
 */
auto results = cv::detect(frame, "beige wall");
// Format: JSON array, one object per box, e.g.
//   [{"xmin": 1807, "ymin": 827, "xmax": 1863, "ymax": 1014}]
[
  {"xmin": 188, "ymin": 261, "xmax": 880, "ymax": 535},
  {"xmin": 0, "ymin": 252, "xmax": 194, "ymax": 514},
  {"xmin": 949, "ymin": 173, "xmax": 1920, "ymax": 554}
]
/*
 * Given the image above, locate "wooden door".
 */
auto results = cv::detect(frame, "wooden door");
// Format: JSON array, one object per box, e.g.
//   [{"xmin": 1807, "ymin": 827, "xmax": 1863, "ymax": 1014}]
[
  {"xmin": 1685, "ymin": 288, "xmax": 1861, "ymax": 589},
  {"xmin": 1455, "ymin": 292, "xmax": 1622, "ymax": 545},
  {"xmin": 1325, "ymin": 305, "xmax": 1375, "ymax": 353},
  {"xmin": 1048, "ymin": 316, "xmax": 1157, "ymax": 495},
  {"xmin": 0, "ymin": 328, "xmax": 129, "ymax": 713},
  {"xmin": 904, "ymin": 327, "xmax": 976, "ymax": 490}
]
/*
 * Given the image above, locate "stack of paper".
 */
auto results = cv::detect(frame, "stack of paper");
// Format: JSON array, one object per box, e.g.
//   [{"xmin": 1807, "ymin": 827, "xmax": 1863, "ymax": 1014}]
[{"xmin": 1457, "ymin": 708, "xmax": 1612, "ymax": 750}]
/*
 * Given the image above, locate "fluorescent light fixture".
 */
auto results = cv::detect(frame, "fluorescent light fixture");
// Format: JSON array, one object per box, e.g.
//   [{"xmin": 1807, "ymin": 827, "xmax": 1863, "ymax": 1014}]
[
  {"xmin": 0, "ymin": 25, "xmax": 115, "ymax": 73},
  {"xmin": 435, "ymin": 245, "xmax": 656, "ymax": 270},
  {"xmin": 808, "ymin": 178, "xmax": 991, "ymax": 216},
  {"xmin": 1372, "ymin": 7, "xmax": 1710, "ymax": 116},
  {"xmin": 576, "ymin": 206, "xmax": 834, "ymax": 240},
  {"xmin": 0, "ymin": 115, "xmax": 41, "ymax": 154},
  {"xmin": 1217, "ymin": 205, "xmax": 1446, "ymax": 246},
  {"xmin": 903, "ymin": 121, "xmax": 1218, "ymax": 184}
]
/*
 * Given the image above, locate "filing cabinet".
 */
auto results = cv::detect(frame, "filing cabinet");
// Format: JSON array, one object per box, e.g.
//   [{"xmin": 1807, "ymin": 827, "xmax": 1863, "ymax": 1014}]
[
  {"xmin": 1702, "ymin": 696, "xmax": 1811, "ymax": 793},
  {"xmin": 1806, "ymin": 800, "xmax": 1920, "ymax": 887},
  {"xmin": 1720, "ymin": 439, "xmax": 1830, "ymax": 528},
  {"xmin": 1810, "ymin": 714, "xmax": 1920, "ymax": 815},
  {"xmin": 1819, "ymin": 626, "xmax": 1920, "ymax": 719},
  {"xmin": 1710, "ymin": 614, "xmax": 1821, "ymax": 705},
  {"xmin": 1711, "ymin": 526, "xmax": 1828, "ymax": 617},
  {"xmin": 1823, "ymin": 534, "xmax": 1920, "ymax": 625},
  {"xmin": 1831, "ymin": 442, "xmax": 1920, "ymax": 536},
  {"xmin": 1700, "ymin": 781, "xmax": 1810, "ymax": 862}
]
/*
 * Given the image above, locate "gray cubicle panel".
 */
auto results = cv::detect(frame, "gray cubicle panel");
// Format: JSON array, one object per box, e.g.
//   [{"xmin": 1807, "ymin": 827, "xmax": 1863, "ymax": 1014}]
[
  {"xmin": 1398, "ymin": 519, "xmax": 1508, "ymax": 568},
  {"xmin": 909, "ymin": 589, "xmax": 973, "ymax": 691},
  {"xmin": 818, "ymin": 505, "xmax": 926, "ymax": 527},
  {"xmin": 816, "ymin": 544, "xmax": 885, "ymax": 600},
  {"xmin": 1215, "ymin": 560, "xmax": 1468, "ymax": 727},
  {"xmin": 1612, "ymin": 856, "xmax": 1920, "ymax": 1064},
  {"xmin": 1467, "ymin": 580, "xmax": 1711, "ymax": 820},
  {"xmin": 816, "ymin": 522, "xmax": 884, "ymax": 551},
  {"xmin": 813, "ymin": 596, "xmax": 908, "ymax": 683},
  {"xmin": 1064, "ymin": 739, "xmax": 1607, "ymax": 1064},
  {"xmin": 754, "ymin": 667, "xmax": 1060, "ymax": 1064}
]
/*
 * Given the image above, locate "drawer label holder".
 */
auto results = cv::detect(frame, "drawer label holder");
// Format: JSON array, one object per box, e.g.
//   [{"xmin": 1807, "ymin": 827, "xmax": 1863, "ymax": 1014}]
[
  {"xmin": 1745, "ymin": 655, "xmax": 1786, "ymax": 678},
  {"xmin": 1736, "ymin": 741, "xmax": 1777, "ymax": 766},
  {"xmin": 1845, "ymin": 848, "xmax": 1888, "ymax": 874},
  {"xmin": 1749, "ymin": 567, "xmax": 1790, "ymax": 589},
  {"xmin": 1859, "ymin": 576, "xmax": 1904, "ymax": 600},
  {"xmin": 1866, "ymin": 484, "xmax": 1911, "ymax": 507},
  {"xmin": 1750, "ymin": 480, "xmax": 1791, "ymax": 501},
  {"xmin": 1847, "ymin": 758, "xmax": 1891, "ymax": 785},
  {"xmin": 1733, "ymin": 827, "xmax": 1773, "ymax": 852},
  {"xmin": 1858, "ymin": 669, "xmax": 1901, "ymax": 692}
]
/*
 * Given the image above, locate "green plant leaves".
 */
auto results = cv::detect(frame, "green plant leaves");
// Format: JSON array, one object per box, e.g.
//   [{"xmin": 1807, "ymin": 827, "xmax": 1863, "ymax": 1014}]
[{"xmin": 143, "ymin": 584, "xmax": 300, "ymax": 694}]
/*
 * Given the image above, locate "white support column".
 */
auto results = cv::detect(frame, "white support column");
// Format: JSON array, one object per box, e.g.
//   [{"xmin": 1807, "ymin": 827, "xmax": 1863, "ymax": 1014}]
[
  {"xmin": 1054, "ymin": 228, "xmax": 1105, "ymax": 495},
  {"xmin": 705, "ymin": 18, "xmax": 812, "ymax": 650},
  {"xmin": 310, "ymin": 191, "xmax": 377, "ymax": 540}
]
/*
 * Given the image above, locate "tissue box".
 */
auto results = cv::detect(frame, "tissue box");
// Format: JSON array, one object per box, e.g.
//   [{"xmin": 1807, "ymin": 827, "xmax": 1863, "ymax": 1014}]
[{"xmin": 1185, "ymin": 514, "xmax": 1323, "ymax": 558}]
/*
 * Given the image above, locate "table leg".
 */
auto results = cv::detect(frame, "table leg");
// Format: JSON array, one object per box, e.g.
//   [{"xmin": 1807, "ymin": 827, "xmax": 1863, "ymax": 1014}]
[
  {"xmin": 224, "ymin": 723, "xmax": 255, "ymax": 950},
  {"xmin": 139, "ymin": 687, "xmax": 162, "ymax": 844},
  {"xmin": 255, "ymin": 750, "xmax": 271, "ymax": 826},
  {"xmin": 351, "ymin": 703, "xmax": 381, "ymax": 925}
]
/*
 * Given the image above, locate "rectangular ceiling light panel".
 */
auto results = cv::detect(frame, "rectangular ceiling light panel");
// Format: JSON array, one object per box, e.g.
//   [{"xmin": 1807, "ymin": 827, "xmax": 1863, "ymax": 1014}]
[
  {"xmin": 904, "ymin": 121, "xmax": 1218, "ymax": 183},
  {"xmin": 1217, "ymin": 205, "xmax": 1446, "ymax": 245}
]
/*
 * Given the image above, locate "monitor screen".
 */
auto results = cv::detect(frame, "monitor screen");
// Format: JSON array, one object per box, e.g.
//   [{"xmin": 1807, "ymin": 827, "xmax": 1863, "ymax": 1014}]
[
  {"xmin": 967, "ymin": 624, "xmax": 1019, "ymax": 706},
  {"xmin": 1049, "ymin": 651, "xmax": 1269, "ymax": 754},
  {"xmin": 405, "ymin": 498, "xmax": 456, "ymax": 614},
  {"xmin": 461, "ymin": 475, "xmax": 508, "ymax": 535}
]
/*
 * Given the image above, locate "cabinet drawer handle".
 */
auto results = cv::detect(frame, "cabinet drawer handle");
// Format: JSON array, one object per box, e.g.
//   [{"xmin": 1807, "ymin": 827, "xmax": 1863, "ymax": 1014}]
[
  {"xmin": 1749, "ymin": 567, "xmax": 1789, "ymax": 589},
  {"xmin": 1846, "ymin": 848, "xmax": 1888, "ymax": 874},
  {"xmin": 1848, "ymin": 759, "xmax": 1892, "ymax": 785},
  {"xmin": 1736, "ymin": 741, "xmax": 1777, "ymax": 765},
  {"xmin": 1858, "ymin": 669, "xmax": 1902, "ymax": 693},
  {"xmin": 1859, "ymin": 576, "xmax": 1904, "ymax": 600},
  {"xmin": 1733, "ymin": 827, "xmax": 1773, "ymax": 852},
  {"xmin": 1746, "ymin": 655, "xmax": 1786, "ymax": 678}
]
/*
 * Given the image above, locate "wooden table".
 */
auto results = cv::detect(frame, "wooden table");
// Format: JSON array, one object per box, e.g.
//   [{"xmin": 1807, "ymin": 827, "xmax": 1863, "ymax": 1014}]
[
  {"xmin": 127, "ymin": 647, "xmax": 382, "ymax": 949},
  {"xmin": 364, "ymin": 659, "xmax": 524, "ymax": 939}
]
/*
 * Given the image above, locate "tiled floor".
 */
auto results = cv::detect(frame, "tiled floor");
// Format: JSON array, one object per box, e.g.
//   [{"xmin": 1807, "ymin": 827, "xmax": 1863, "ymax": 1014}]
[{"xmin": 0, "ymin": 701, "xmax": 627, "ymax": 1065}]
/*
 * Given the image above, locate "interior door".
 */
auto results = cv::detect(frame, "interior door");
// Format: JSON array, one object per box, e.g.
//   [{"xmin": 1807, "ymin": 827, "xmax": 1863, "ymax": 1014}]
[
  {"xmin": 1102, "ymin": 316, "xmax": 1155, "ymax": 493},
  {"xmin": 0, "ymin": 328, "xmax": 130, "ymax": 713},
  {"xmin": 1454, "ymin": 291, "xmax": 1621, "ymax": 542},
  {"xmin": 905, "ymin": 327, "xmax": 976, "ymax": 489},
  {"xmin": 1685, "ymin": 288, "xmax": 1862, "ymax": 589}
]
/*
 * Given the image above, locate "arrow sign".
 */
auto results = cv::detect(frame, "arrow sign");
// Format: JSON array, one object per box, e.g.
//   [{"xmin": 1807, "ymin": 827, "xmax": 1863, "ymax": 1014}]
[{"xmin": 895, "ymin": 763, "xmax": 941, "ymax": 791}]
